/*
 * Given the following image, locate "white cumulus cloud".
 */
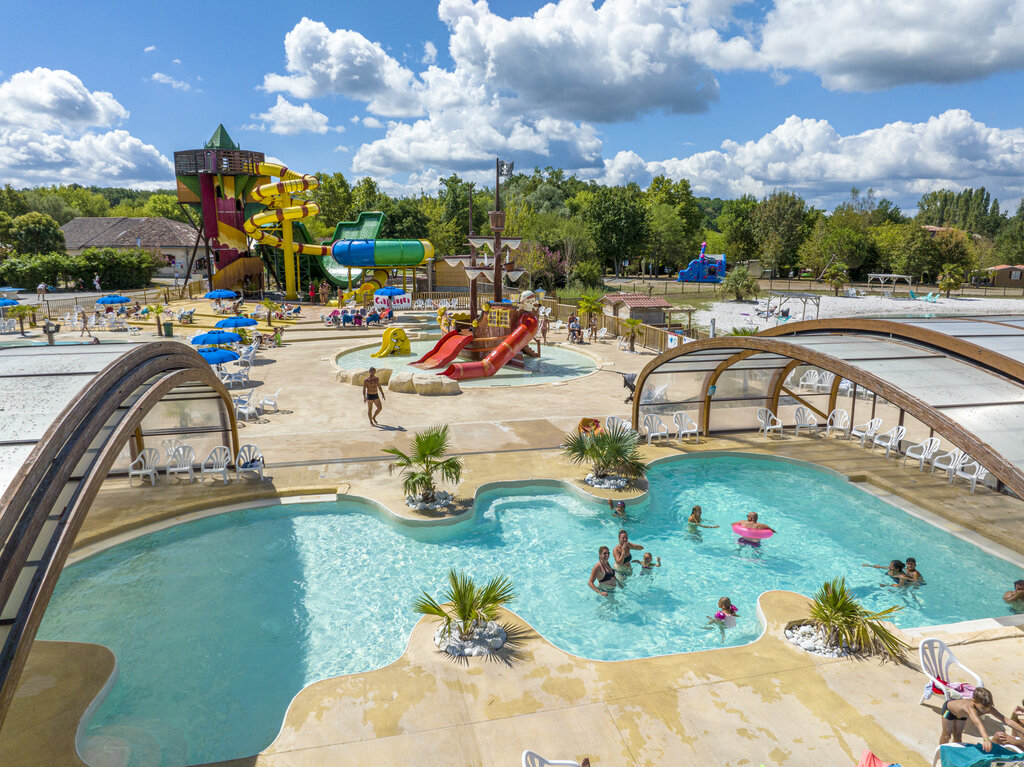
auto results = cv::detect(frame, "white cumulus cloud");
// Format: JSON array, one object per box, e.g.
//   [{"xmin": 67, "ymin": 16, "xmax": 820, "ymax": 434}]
[
  {"xmin": 602, "ymin": 110, "xmax": 1024, "ymax": 209},
  {"xmin": 0, "ymin": 68, "xmax": 173, "ymax": 187},
  {"xmin": 151, "ymin": 72, "xmax": 191, "ymax": 91},
  {"xmin": 251, "ymin": 95, "xmax": 332, "ymax": 135},
  {"xmin": 262, "ymin": 17, "xmax": 422, "ymax": 117},
  {"xmin": 0, "ymin": 68, "xmax": 128, "ymax": 133},
  {"xmin": 144, "ymin": 45, "xmax": 155, "ymax": 53},
  {"xmin": 758, "ymin": 0, "xmax": 1024, "ymax": 91},
  {"xmin": 422, "ymin": 41, "xmax": 438, "ymax": 65}
]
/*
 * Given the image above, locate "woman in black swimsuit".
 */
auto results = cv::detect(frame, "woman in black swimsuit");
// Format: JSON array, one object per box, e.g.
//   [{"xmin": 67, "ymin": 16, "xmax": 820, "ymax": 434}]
[
  {"xmin": 613, "ymin": 529, "xmax": 644, "ymax": 577},
  {"xmin": 589, "ymin": 546, "xmax": 618, "ymax": 596}
]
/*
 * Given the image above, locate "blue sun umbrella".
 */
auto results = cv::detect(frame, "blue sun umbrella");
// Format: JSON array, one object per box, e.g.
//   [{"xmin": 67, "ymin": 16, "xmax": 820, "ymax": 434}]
[
  {"xmin": 0, "ymin": 287, "xmax": 19, "ymax": 293},
  {"xmin": 0, "ymin": 298, "xmax": 18, "ymax": 307},
  {"xmin": 196, "ymin": 347, "xmax": 240, "ymax": 364},
  {"xmin": 204, "ymin": 289, "xmax": 238, "ymax": 300},
  {"xmin": 190, "ymin": 330, "xmax": 242, "ymax": 345},
  {"xmin": 95, "ymin": 294, "xmax": 131, "ymax": 305},
  {"xmin": 215, "ymin": 316, "xmax": 258, "ymax": 329},
  {"xmin": 374, "ymin": 287, "xmax": 406, "ymax": 297}
]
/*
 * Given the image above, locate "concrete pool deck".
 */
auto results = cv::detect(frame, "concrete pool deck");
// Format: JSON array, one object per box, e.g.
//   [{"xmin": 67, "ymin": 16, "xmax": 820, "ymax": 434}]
[{"xmin": 6, "ymin": 309, "xmax": 1024, "ymax": 766}]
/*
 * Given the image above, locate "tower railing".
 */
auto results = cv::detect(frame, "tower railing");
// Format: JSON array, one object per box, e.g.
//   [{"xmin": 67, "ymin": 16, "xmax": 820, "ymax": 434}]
[{"xmin": 173, "ymin": 149, "xmax": 265, "ymax": 176}]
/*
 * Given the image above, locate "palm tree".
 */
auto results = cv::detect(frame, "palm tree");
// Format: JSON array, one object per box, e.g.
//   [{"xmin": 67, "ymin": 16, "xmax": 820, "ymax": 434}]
[
  {"xmin": 261, "ymin": 299, "xmax": 280, "ymax": 327},
  {"xmin": 7, "ymin": 305, "xmax": 35, "ymax": 336},
  {"xmin": 821, "ymin": 262, "xmax": 849, "ymax": 296},
  {"xmin": 719, "ymin": 265, "xmax": 760, "ymax": 301},
  {"xmin": 807, "ymin": 578, "xmax": 908, "ymax": 661},
  {"xmin": 413, "ymin": 569, "xmax": 515, "ymax": 641},
  {"xmin": 937, "ymin": 264, "xmax": 964, "ymax": 298},
  {"xmin": 146, "ymin": 304, "xmax": 164, "ymax": 336},
  {"xmin": 561, "ymin": 422, "xmax": 647, "ymax": 480},
  {"xmin": 577, "ymin": 294, "xmax": 603, "ymax": 327},
  {"xmin": 383, "ymin": 424, "xmax": 464, "ymax": 502},
  {"xmin": 621, "ymin": 317, "xmax": 644, "ymax": 352}
]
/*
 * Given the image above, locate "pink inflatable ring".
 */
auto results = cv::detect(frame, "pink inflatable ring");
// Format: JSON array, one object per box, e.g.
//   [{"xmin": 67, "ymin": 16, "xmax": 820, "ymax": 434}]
[{"xmin": 732, "ymin": 522, "xmax": 774, "ymax": 539}]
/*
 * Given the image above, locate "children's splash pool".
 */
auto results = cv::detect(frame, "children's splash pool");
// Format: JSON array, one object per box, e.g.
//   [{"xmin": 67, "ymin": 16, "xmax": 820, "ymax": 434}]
[
  {"xmin": 39, "ymin": 455, "xmax": 1022, "ymax": 765},
  {"xmin": 334, "ymin": 339, "xmax": 597, "ymax": 387}
]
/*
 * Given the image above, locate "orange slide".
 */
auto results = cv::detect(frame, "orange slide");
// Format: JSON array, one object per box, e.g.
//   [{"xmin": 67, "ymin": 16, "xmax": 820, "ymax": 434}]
[
  {"xmin": 411, "ymin": 330, "xmax": 474, "ymax": 370},
  {"xmin": 441, "ymin": 314, "xmax": 539, "ymax": 381}
]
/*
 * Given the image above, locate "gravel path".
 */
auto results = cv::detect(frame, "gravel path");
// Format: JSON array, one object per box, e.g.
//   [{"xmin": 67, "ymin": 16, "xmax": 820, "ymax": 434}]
[{"xmin": 696, "ymin": 293, "xmax": 1024, "ymax": 333}]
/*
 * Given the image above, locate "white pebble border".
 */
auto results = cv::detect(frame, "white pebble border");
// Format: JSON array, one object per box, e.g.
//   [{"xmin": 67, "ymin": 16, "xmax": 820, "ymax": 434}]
[
  {"xmin": 585, "ymin": 473, "xmax": 628, "ymax": 490},
  {"xmin": 433, "ymin": 620, "xmax": 508, "ymax": 657},
  {"xmin": 785, "ymin": 624, "xmax": 851, "ymax": 658},
  {"xmin": 405, "ymin": 490, "xmax": 454, "ymax": 512}
]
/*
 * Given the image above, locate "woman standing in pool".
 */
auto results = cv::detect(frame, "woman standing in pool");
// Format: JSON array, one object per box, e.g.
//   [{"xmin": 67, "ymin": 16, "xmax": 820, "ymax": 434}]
[
  {"xmin": 613, "ymin": 529, "xmax": 643, "ymax": 577},
  {"xmin": 862, "ymin": 560, "xmax": 905, "ymax": 583},
  {"xmin": 589, "ymin": 546, "xmax": 618, "ymax": 596},
  {"xmin": 687, "ymin": 505, "xmax": 718, "ymax": 529}
]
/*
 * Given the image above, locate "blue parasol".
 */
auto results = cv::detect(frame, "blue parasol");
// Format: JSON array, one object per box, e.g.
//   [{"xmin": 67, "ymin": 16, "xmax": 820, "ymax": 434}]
[
  {"xmin": 196, "ymin": 347, "xmax": 240, "ymax": 364},
  {"xmin": 215, "ymin": 316, "xmax": 258, "ymax": 328},
  {"xmin": 95, "ymin": 294, "xmax": 131, "ymax": 305},
  {"xmin": 190, "ymin": 330, "xmax": 242, "ymax": 345},
  {"xmin": 204, "ymin": 289, "xmax": 238, "ymax": 300},
  {"xmin": 0, "ymin": 287, "xmax": 19, "ymax": 293},
  {"xmin": 374, "ymin": 287, "xmax": 406, "ymax": 297},
  {"xmin": 0, "ymin": 298, "xmax": 18, "ymax": 307}
]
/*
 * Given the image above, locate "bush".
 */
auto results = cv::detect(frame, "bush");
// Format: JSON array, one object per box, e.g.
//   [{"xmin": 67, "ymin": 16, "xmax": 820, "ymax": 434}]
[
  {"xmin": 718, "ymin": 264, "xmax": 760, "ymax": 301},
  {"xmin": 0, "ymin": 247, "xmax": 163, "ymax": 290},
  {"xmin": 807, "ymin": 578, "xmax": 908, "ymax": 661},
  {"xmin": 568, "ymin": 259, "xmax": 604, "ymax": 288},
  {"xmin": 561, "ymin": 422, "xmax": 647, "ymax": 479}
]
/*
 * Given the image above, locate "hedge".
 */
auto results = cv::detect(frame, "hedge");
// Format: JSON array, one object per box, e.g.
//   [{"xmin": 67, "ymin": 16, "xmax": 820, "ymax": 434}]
[{"xmin": 0, "ymin": 248, "xmax": 165, "ymax": 290}]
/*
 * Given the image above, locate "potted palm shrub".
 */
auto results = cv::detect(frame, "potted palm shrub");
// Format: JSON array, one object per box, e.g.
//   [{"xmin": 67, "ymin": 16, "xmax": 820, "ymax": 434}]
[
  {"xmin": 383, "ymin": 424, "xmax": 464, "ymax": 511},
  {"xmin": 561, "ymin": 421, "xmax": 647, "ymax": 489},
  {"xmin": 414, "ymin": 569, "xmax": 516, "ymax": 656},
  {"xmin": 787, "ymin": 578, "xmax": 908, "ymax": 661},
  {"xmin": 621, "ymin": 317, "xmax": 644, "ymax": 352}
]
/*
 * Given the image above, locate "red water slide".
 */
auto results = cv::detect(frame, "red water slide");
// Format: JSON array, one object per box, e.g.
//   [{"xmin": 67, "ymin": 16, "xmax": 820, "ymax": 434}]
[
  {"xmin": 411, "ymin": 330, "xmax": 474, "ymax": 369},
  {"xmin": 441, "ymin": 314, "xmax": 539, "ymax": 381}
]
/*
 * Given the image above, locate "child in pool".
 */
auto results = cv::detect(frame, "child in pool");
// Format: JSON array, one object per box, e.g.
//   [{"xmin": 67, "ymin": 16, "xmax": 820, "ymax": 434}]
[
  {"xmin": 640, "ymin": 552, "xmax": 661, "ymax": 570},
  {"xmin": 687, "ymin": 505, "xmax": 719, "ymax": 529},
  {"xmin": 705, "ymin": 597, "xmax": 739, "ymax": 637}
]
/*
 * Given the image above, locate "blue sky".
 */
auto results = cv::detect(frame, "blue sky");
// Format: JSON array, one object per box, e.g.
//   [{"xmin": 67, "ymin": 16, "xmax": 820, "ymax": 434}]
[{"xmin": 2, "ymin": 0, "xmax": 1024, "ymax": 213}]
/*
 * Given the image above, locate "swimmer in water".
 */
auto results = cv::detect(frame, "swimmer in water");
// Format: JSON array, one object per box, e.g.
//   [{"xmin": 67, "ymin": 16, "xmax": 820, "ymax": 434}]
[
  {"xmin": 640, "ymin": 552, "xmax": 661, "ymax": 570},
  {"xmin": 688, "ymin": 505, "xmax": 719, "ymax": 529},
  {"xmin": 704, "ymin": 596, "xmax": 739, "ymax": 639},
  {"xmin": 862, "ymin": 559, "xmax": 905, "ymax": 585},
  {"xmin": 608, "ymin": 499, "xmax": 627, "ymax": 520},
  {"xmin": 588, "ymin": 546, "xmax": 618, "ymax": 597}
]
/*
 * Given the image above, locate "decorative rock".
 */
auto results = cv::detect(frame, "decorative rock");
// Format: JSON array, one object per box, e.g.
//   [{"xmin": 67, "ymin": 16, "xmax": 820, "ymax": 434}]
[
  {"xmin": 375, "ymin": 368, "xmax": 392, "ymax": 385},
  {"xmin": 787, "ymin": 623, "xmax": 852, "ymax": 658},
  {"xmin": 412, "ymin": 374, "xmax": 461, "ymax": 396},
  {"xmin": 348, "ymin": 369, "xmax": 371, "ymax": 386},
  {"xmin": 334, "ymin": 369, "xmax": 352, "ymax": 383},
  {"xmin": 584, "ymin": 473, "xmax": 628, "ymax": 490},
  {"xmin": 389, "ymin": 372, "xmax": 417, "ymax": 393},
  {"xmin": 405, "ymin": 490, "xmax": 455, "ymax": 512},
  {"xmin": 432, "ymin": 619, "xmax": 508, "ymax": 656}
]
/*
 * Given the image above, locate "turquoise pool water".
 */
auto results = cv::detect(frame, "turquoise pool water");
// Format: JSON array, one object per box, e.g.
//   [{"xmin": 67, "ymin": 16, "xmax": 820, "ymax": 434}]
[
  {"xmin": 334, "ymin": 339, "xmax": 596, "ymax": 387},
  {"xmin": 39, "ymin": 455, "xmax": 1023, "ymax": 765}
]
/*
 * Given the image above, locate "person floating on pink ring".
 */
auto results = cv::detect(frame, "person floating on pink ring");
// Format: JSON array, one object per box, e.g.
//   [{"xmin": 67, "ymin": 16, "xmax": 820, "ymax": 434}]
[{"xmin": 732, "ymin": 511, "xmax": 775, "ymax": 545}]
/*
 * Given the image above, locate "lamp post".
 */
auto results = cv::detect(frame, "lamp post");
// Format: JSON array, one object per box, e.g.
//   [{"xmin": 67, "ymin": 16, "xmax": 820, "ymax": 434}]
[{"xmin": 468, "ymin": 183, "xmax": 477, "ymax": 320}]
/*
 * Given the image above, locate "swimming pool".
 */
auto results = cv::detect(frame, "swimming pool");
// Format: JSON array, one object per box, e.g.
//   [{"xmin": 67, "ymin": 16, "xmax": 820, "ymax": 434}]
[
  {"xmin": 334, "ymin": 339, "xmax": 597, "ymax": 387},
  {"xmin": 39, "ymin": 455, "xmax": 1023, "ymax": 765}
]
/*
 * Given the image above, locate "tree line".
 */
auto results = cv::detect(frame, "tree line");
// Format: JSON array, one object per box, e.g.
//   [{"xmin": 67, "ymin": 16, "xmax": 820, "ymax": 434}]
[{"xmin": 2, "ymin": 176, "xmax": 1023, "ymax": 291}]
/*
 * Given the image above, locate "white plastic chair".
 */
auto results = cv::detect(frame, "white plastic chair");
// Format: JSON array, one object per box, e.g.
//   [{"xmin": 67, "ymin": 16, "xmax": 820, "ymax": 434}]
[
  {"xmin": 931, "ymin": 448, "xmax": 968, "ymax": 480},
  {"xmin": 260, "ymin": 388, "xmax": 281, "ymax": 414},
  {"xmin": 166, "ymin": 445, "xmax": 196, "ymax": 483},
  {"xmin": 918, "ymin": 637, "xmax": 983, "ymax": 704},
  {"xmin": 953, "ymin": 461, "xmax": 989, "ymax": 494},
  {"xmin": 824, "ymin": 409, "xmax": 850, "ymax": 439},
  {"xmin": 672, "ymin": 411, "xmax": 700, "ymax": 443},
  {"xmin": 606, "ymin": 415, "xmax": 632, "ymax": 432},
  {"xmin": 814, "ymin": 371, "xmax": 835, "ymax": 393},
  {"xmin": 235, "ymin": 392, "xmax": 260, "ymax": 422},
  {"xmin": 201, "ymin": 446, "xmax": 231, "ymax": 483},
  {"xmin": 797, "ymin": 370, "xmax": 819, "ymax": 390},
  {"xmin": 870, "ymin": 425, "xmax": 906, "ymax": 458},
  {"xmin": 850, "ymin": 417, "xmax": 882, "ymax": 447},
  {"xmin": 596, "ymin": 327, "xmax": 609, "ymax": 341},
  {"xmin": 161, "ymin": 438, "xmax": 186, "ymax": 468},
  {"xmin": 903, "ymin": 437, "xmax": 940, "ymax": 471},
  {"xmin": 793, "ymin": 407, "xmax": 819, "ymax": 437},
  {"xmin": 522, "ymin": 750, "xmax": 581, "ymax": 767},
  {"xmin": 235, "ymin": 444, "xmax": 265, "ymax": 481},
  {"xmin": 641, "ymin": 414, "xmax": 669, "ymax": 444},
  {"xmin": 127, "ymin": 448, "xmax": 160, "ymax": 486},
  {"xmin": 756, "ymin": 408, "xmax": 782, "ymax": 439}
]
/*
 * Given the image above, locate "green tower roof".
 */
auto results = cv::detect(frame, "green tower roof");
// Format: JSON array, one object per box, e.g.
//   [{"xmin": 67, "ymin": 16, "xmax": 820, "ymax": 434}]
[{"xmin": 204, "ymin": 124, "xmax": 238, "ymax": 150}]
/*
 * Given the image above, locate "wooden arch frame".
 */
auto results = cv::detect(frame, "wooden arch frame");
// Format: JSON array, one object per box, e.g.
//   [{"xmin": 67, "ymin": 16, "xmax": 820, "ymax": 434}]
[
  {"xmin": 0, "ymin": 343, "xmax": 238, "ymax": 728},
  {"xmin": 630, "ymin": 335, "xmax": 1024, "ymax": 502}
]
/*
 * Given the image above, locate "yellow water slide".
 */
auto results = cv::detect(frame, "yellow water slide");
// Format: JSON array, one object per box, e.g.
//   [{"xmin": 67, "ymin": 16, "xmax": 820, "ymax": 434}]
[{"xmin": 243, "ymin": 162, "xmax": 330, "ymax": 299}]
